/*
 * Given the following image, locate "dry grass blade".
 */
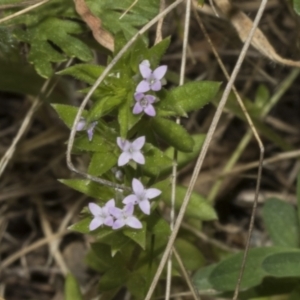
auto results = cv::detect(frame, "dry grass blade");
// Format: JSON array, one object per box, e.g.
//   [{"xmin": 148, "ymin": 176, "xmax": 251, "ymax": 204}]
[
  {"xmin": 144, "ymin": 0, "xmax": 268, "ymax": 298},
  {"xmin": 73, "ymin": 0, "xmax": 114, "ymax": 52},
  {"xmin": 0, "ymin": 0, "xmax": 49, "ymax": 24},
  {"xmin": 212, "ymin": 0, "xmax": 300, "ymax": 68}
]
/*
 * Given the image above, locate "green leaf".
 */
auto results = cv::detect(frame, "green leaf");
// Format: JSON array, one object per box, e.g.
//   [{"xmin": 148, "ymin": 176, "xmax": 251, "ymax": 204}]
[
  {"xmin": 74, "ymin": 135, "xmax": 113, "ymax": 153},
  {"xmin": 123, "ymin": 222, "xmax": 147, "ymax": 249},
  {"xmin": 208, "ymin": 247, "xmax": 289, "ymax": 292},
  {"xmin": 174, "ymin": 239, "xmax": 205, "ymax": 271},
  {"xmin": 88, "ymin": 95, "xmax": 124, "ymax": 120},
  {"xmin": 254, "ymin": 84, "xmax": 270, "ymax": 110},
  {"xmin": 262, "ymin": 198, "xmax": 300, "ymax": 248},
  {"xmin": 69, "ymin": 217, "xmax": 91, "ymax": 234},
  {"xmin": 98, "ymin": 265, "xmax": 130, "ymax": 291},
  {"xmin": 262, "ymin": 251, "xmax": 300, "ymax": 277},
  {"xmin": 155, "ymin": 181, "xmax": 217, "ymax": 221},
  {"xmin": 86, "ymin": 0, "xmax": 159, "ymax": 42},
  {"xmin": 146, "ymin": 37, "xmax": 171, "ymax": 67},
  {"xmin": 86, "ymin": 243, "xmax": 124, "ymax": 272},
  {"xmin": 166, "ymin": 81, "xmax": 221, "ymax": 115},
  {"xmin": 118, "ymin": 93, "xmax": 142, "ymax": 138},
  {"xmin": 51, "ymin": 104, "xmax": 87, "ymax": 128},
  {"xmin": 164, "ymin": 134, "xmax": 206, "ymax": 172},
  {"xmin": 58, "ymin": 64, "xmax": 104, "ymax": 85},
  {"xmin": 289, "ymin": 285, "xmax": 300, "ymax": 300},
  {"xmin": 64, "ymin": 274, "xmax": 83, "ymax": 300},
  {"xmin": 151, "ymin": 117, "xmax": 194, "ymax": 152},
  {"xmin": 293, "ymin": 0, "xmax": 300, "ymax": 15},
  {"xmin": 143, "ymin": 144, "xmax": 173, "ymax": 177},
  {"xmin": 15, "ymin": 18, "xmax": 93, "ymax": 78},
  {"xmin": 193, "ymin": 264, "xmax": 219, "ymax": 295},
  {"xmin": 59, "ymin": 179, "xmax": 114, "ymax": 200},
  {"xmin": 88, "ymin": 152, "xmax": 117, "ymax": 176}
]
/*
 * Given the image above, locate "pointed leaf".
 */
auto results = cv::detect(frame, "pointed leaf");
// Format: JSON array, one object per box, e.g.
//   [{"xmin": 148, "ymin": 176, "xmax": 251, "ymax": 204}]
[
  {"xmin": 64, "ymin": 274, "xmax": 83, "ymax": 300},
  {"xmin": 166, "ymin": 81, "xmax": 221, "ymax": 114},
  {"xmin": 208, "ymin": 247, "xmax": 289, "ymax": 292},
  {"xmin": 262, "ymin": 198, "xmax": 299, "ymax": 247},
  {"xmin": 123, "ymin": 222, "xmax": 146, "ymax": 249},
  {"xmin": 58, "ymin": 64, "xmax": 104, "ymax": 85},
  {"xmin": 155, "ymin": 182, "xmax": 217, "ymax": 221},
  {"xmin": 88, "ymin": 152, "xmax": 117, "ymax": 176},
  {"xmin": 262, "ymin": 251, "xmax": 300, "ymax": 277},
  {"xmin": 59, "ymin": 179, "xmax": 114, "ymax": 200},
  {"xmin": 151, "ymin": 117, "xmax": 194, "ymax": 152}
]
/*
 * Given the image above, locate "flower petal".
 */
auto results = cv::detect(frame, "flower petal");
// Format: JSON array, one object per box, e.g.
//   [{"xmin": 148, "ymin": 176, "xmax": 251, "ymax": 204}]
[
  {"xmin": 89, "ymin": 217, "xmax": 103, "ymax": 231},
  {"xmin": 132, "ymin": 151, "xmax": 145, "ymax": 165},
  {"xmin": 131, "ymin": 136, "xmax": 145, "ymax": 150},
  {"xmin": 144, "ymin": 95, "xmax": 156, "ymax": 103},
  {"xmin": 110, "ymin": 207, "xmax": 122, "ymax": 218},
  {"xmin": 113, "ymin": 219, "xmax": 125, "ymax": 230},
  {"xmin": 134, "ymin": 92, "xmax": 144, "ymax": 101},
  {"xmin": 104, "ymin": 216, "xmax": 114, "ymax": 227},
  {"xmin": 88, "ymin": 202, "xmax": 102, "ymax": 216},
  {"xmin": 139, "ymin": 200, "xmax": 151, "ymax": 215},
  {"xmin": 144, "ymin": 104, "xmax": 156, "ymax": 117},
  {"xmin": 126, "ymin": 216, "xmax": 142, "ymax": 229},
  {"xmin": 136, "ymin": 80, "xmax": 150, "ymax": 93},
  {"xmin": 105, "ymin": 199, "xmax": 115, "ymax": 209},
  {"xmin": 118, "ymin": 152, "xmax": 131, "ymax": 166},
  {"xmin": 123, "ymin": 194, "xmax": 138, "ymax": 205},
  {"xmin": 124, "ymin": 203, "xmax": 134, "ymax": 216},
  {"xmin": 87, "ymin": 123, "xmax": 97, "ymax": 141},
  {"xmin": 153, "ymin": 65, "xmax": 167, "ymax": 80},
  {"xmin": 132, "ymin": 178, "xmax": 144, "ymax": 195},
  {"xmin": 76, "ymin": 119, "xmax": 86, "ymax": 131},
  {"xmin": 133, "ymin": 102, "xmax": 143, "ymax": 115},
  {"xmin": 145, "ymin": 188, "xmax": 161, "ymax": 199},
  {"xmin": 151, "ymin": 80, "xmax": 162, "ymax": 91},
  {"xmin": 117, "ymin": 137, "xmax": 126, "ymax": 150},
  {"xmin": 139, "ymin": 63, "xmax": 152, "ymax": 79}
]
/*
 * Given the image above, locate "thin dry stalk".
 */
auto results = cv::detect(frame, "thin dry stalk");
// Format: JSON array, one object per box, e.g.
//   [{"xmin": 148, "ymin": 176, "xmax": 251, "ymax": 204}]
[
  {"xmin": 144, "ymin": 0, "xmax": 268, "ymax": 298},
  {"xmin": 167, "ymin": 0, "xmax": 192, "ymax": 298},
  {"xmin": 155, "ymin": 0, "xmax": 165, "ymax": 44},
  {"xmin": 119, "ymin": 0, "xmax": 139, "ymax": 19},
  {"xmin": 173, "ymin": 247, "xmax": 200, "ymax": 300},
  {"xmin": 0, "ymin": 0, "xmax": 49, "ymax": 24},
  {"xmin": 66, "ymin": 0, "xmax": 185, "ymax": 189}
]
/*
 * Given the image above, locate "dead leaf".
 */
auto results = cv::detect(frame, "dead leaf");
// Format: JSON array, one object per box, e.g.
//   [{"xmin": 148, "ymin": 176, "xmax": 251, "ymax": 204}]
[
  {"xmin": 73, "ymin": 0, "xmax": 114, "ymax": 52},
  {"xmin": 196, "ymin": 0, "xmax": 300, "ymax": 68}
]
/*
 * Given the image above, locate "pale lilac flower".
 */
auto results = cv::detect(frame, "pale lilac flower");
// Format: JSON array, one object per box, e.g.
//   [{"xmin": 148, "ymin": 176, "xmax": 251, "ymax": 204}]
[
  {"xmin": 123, "ymin": 178, "xmax": 161, "ymax": 215},
  {"xmin": 110, "ymin": 203, "xmax": 142, "ymax": 230},
  {"xmin": 76, "ymin": 118, "xmax": 98, "ymax": 141},
  {"xmin": 117, "ymin": 136, "xmax": 145, "ymax": 166},
  {"xmin": 136, "ymin": 60, "xmax": 167, "ymax": 93},
  {"xmin": 88, "ymin": 199, "xmax": 115, "ymax": 231},
  {"xmin": 133, "ymin": 93, "xmax": 156, "ymax": 116}
]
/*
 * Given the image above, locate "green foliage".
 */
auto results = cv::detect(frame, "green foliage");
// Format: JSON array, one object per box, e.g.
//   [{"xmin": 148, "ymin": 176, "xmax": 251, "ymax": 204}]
[
  {"xmin": 64, "ymin": 274, "xmax": 83, "ymax": 300},
  {"xmin": 262, "ymin": 198, "xmax": 300, "ymax": 248},
  {"xmin": 193, "ymin": 174, "xmax": 300, "ymax": 299},
  {"xmin": 293, "ymin": 0, "xmax": 300, "ymax": 15},
  {"xmin": 155, "ymin": 181, "xmax": 217, "ymax": 221},
  {"xmin": 15, "ymin": 18, "xmax": 93, "ymax": 78}
]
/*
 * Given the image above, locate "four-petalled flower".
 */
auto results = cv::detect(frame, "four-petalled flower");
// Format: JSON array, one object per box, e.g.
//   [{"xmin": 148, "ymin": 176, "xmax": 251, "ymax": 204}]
[
  {"xmin": 88, "ymin": 199, "xmax": 115, "ymax": 230},
  {"xmin": 123, "ymin": 178, "xmax": 161, "ymax": 215},
  {"xmin": 117, "ymin": 136, "xmax": 145, "ymax": 166},
  {"xmin": 76, "ymin": 118, "xmax": 98, "ymax": 142},
  {"xmin": 110, "ymin": 203, "xmax": 142, "ymax": 229},
  {"xmin": 133, "ymin": 92, "xmax": 156, "ymax": 116},
  {"xmin": 136, "ymin": 60, "xmax": 167, "ymax": 93}
]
